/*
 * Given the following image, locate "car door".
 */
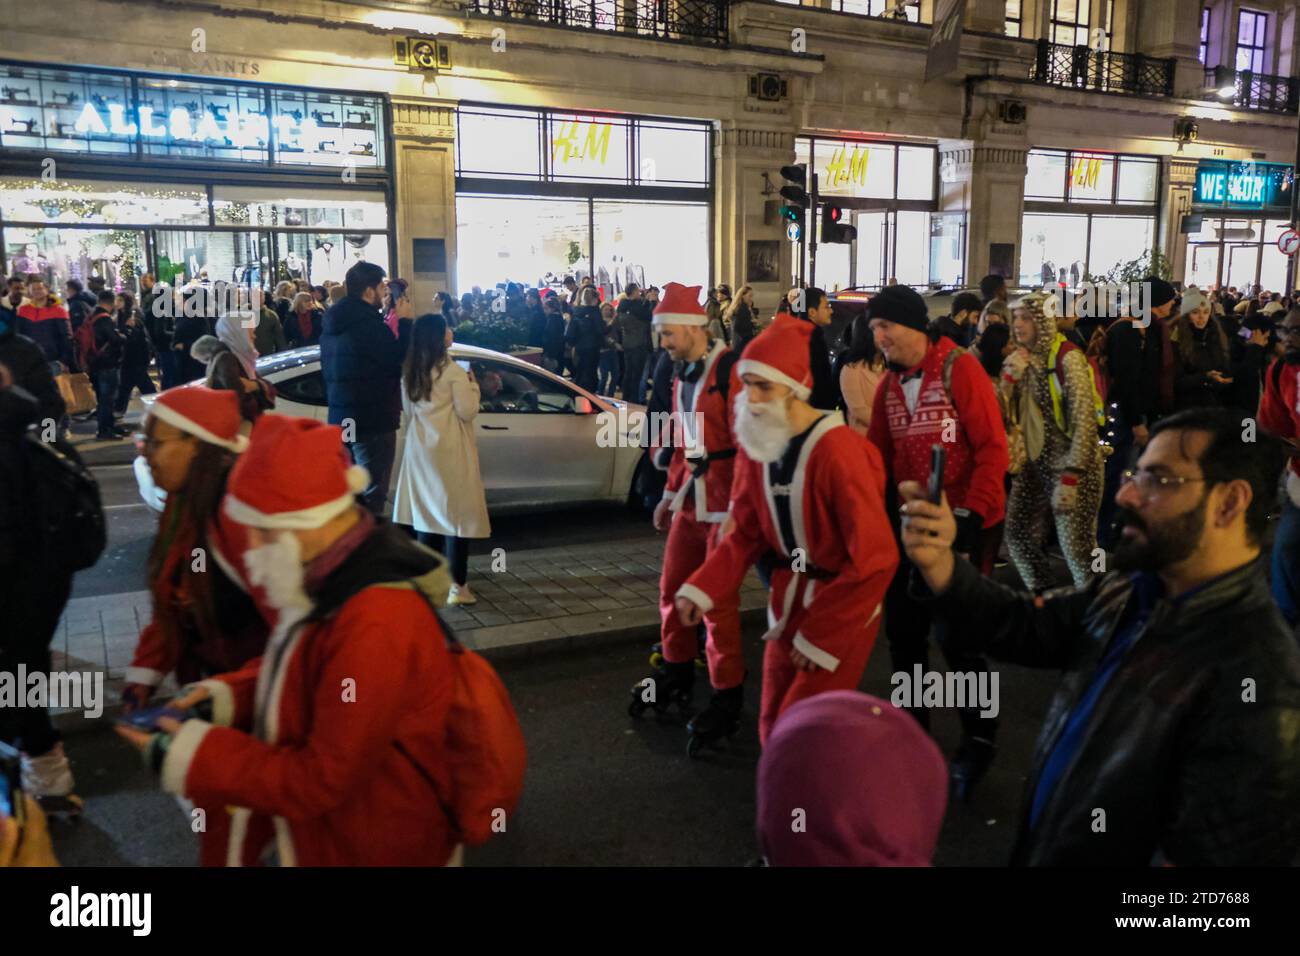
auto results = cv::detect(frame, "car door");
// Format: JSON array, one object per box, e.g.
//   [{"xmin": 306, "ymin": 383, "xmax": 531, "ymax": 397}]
[
  {"xmin": 266, "ymin": 364, "xmax": 330, "ymax": 421},
  {"xmin": 469, "ymin": 358, "xmax": 612, "ymax": 507}
]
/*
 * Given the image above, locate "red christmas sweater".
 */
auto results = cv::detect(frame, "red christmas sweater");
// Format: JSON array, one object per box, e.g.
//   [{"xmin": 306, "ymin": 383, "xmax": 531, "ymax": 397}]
[
  {"xmin": 1259, "ymin": 358, "xmax": 1300, "ymax": 480},
  {"xmin": 867, "ymin": 336, "xmax": 1008, "ymax": 526}
]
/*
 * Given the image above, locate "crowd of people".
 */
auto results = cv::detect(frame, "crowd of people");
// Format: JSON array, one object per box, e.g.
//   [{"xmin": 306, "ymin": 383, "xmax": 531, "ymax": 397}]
[{"xmin": 3, "ymin": 255, "xmax": 1300, "ymax": 868}]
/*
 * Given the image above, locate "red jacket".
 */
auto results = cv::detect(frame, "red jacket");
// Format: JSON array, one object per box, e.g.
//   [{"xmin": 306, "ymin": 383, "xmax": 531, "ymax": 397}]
[
  {"xmin": 1259, "ymin": 358, "xmax": 1300, "ymax": 480},
  {"xmin": 161, "ymin": 585, "xmax": 457, "ymax": 866},
  {"xmin": 17, "ymin": 302, "xmax": 72, "ymax": 366},
  {"xmin": 660, "ymin": 341, "xmax": 741, "ymax": 522},
  {"xmin": 683, "ymin": 415, "xmax": 898, "ymax": 672},
  {"xmin": 867, "ymin": 337, "xmax": 1008, "ymax": 526}
]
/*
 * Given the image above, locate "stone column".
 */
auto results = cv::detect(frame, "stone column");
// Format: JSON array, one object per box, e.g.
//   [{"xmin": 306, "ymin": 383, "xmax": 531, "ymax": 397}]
[
  {"xmin": 1133, "ymin": 0, "xmax": 1205, "ymax": 98},
  {"xmin": 940, "ymin": 138, "xmax": 1029, "ymax": 284},
  {"xmin": 714, "ymin": 125, "xmax": 796, "ymax": 301},
  {"xmin": 390, "ymin": 99, "xmax": 458, "ymax": 305}
]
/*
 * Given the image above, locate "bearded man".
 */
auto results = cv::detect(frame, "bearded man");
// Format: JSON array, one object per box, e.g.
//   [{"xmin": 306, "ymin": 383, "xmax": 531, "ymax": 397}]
[
  {"xmin": 899, "ymin": 406, "xmax": 1300, "ymax": 865},
  {"xmin": 674, "ymin": 317, "xmax": 898, "ymax": 745},
  {"xmin": 117, "ymin": 414, "xmax": 462, "ymax": 866}
]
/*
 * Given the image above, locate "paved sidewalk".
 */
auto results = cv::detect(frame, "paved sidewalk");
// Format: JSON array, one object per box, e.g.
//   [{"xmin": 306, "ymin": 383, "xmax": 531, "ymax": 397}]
[{"xmin": 50, "ymin": 537, "xmax": 767, "ymax": 728}]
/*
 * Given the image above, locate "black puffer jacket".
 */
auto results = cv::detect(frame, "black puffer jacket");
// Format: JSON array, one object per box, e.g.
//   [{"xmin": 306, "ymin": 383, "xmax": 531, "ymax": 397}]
[
  {"xmin": 321, "ymin": 295, "xmax": 403, "ymax": 438},
  {"xmin": 932, "ymin": 555, "xmax": 1300, "ymax": 866},
  {"xmin": 0, "ymin": 313, "xmax": 64, "ymax": 425}
]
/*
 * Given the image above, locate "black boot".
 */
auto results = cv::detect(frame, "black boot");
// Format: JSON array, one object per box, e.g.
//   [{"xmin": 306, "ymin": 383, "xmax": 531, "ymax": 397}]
[
  {"xmin": 628, "ymin": 660, "xmax": 695, "ymax": 718},
  {"xmin": 949, "ymin": 735, "xmax": 996, "ymax": 803},
  {"xmin": 686, "ymin": 684, "xmax": 743, "ymax": 757}
]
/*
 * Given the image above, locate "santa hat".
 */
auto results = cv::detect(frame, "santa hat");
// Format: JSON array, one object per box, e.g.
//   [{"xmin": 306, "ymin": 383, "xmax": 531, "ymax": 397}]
[
  {"xmin": 652, "ymin": 282, "xmax": 708, "ymax": 327},
  {"xmin": 736, "ymin": 315, "xmax": 814, "ymax": 401},
  {"xmin": 146, "ymin": 386, "xmax": 248, "ymax": 453},
  {"xmin": 223, "ymin": 415, "xmax": 369, "ymax": 530}
]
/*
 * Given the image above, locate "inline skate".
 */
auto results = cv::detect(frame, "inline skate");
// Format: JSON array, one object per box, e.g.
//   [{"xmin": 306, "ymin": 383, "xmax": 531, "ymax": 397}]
[
  {"xmin": 685, "ymin": 684, "xmax": 743, "ymax": 758},
  {"xmin": 627, "ymin": 659, "xmax": 695, "ymax": 719}
]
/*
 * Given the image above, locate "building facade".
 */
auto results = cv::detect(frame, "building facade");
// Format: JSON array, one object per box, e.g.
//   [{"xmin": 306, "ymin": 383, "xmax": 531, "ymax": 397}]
[{"xmin": 1, "ymin": 0, "xmax": 1298, "ymax": 307}]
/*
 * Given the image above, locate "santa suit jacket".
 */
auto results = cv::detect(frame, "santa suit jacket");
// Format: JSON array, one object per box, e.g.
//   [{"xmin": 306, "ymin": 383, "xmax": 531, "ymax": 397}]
[
  {"xmin": 160, "ymin": 527, "xmax": 457, "ymax": 867},
  {"xmin": 1259, "ymin": 358, "xmax": 1300, "ymax": 490},
  {"xmin": 660, "ymin": 340, "xmax": 741, "ymax": 522},
  {"xmin": 680, "ymin": 413, "xmax": 899, "ymax": 672}
]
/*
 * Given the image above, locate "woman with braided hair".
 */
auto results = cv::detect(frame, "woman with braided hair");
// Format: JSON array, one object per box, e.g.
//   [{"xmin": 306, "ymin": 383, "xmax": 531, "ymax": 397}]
[{"xmin": 1003, "ymin": 291, "xmax": 1105, "ymax": 590}]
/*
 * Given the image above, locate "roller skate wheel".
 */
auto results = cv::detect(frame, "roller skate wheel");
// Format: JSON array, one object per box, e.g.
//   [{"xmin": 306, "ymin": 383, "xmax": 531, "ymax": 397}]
[{"xmin": 649, "ymin": 651, "xmax": 664, "ymax": 668}]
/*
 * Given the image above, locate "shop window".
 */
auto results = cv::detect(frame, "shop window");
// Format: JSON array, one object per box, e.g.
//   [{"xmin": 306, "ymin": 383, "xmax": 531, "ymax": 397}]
[
  {"xmin": 456, "ymin": 195, "xmax": 590, "ymax": 293},
  {"xmin": 1236, "ymin": 10, "xmax": 1268, "ymax": 73},
  {"xmin": 3, "ymin": 226, "xmax": 145, "ymax": 295},
  {"xmin": 1087, "ymin": 216, "xmax": 1154, "ymax": 278},
  {"xmin": 893, "ymin": 211, "xmax": 929, "ymax": 286},
  {"xmin": 1066, "ymin": 153, "xmax": 1116, "ymax": 203},
  {"xmin": 457, "ymin": 108, "xmax": 543, "ymax": 180},
  {"xmin": 1116, "ymin": 158, "xmax": 1158, "ymax": 204},
  {"xmin": 137, "ymin": 77, "xmax": 269, "ymax": 164},
  {"xmin": 1225, "ymin": 243, "xmax": 1260, "ymax": 291},
  {"xmin": 1184, "ymin": 242, "xmax": 1220, "ymax": 290},
  {"xmin": 1020, "ymin": 213, "xmax": 1088, "ymax": 287},
  {"xmin": 896, "ymin": 146, "xmax": 936, "ymax": 201},
  {"xmin": 637, "ymin": 122, "xmax": 709, "ymax": 186},
  {"xmin": 548, "ymin": 114, "xmax": 631, "ymax": 183},
  {"xmin": 267, "ymin": 89, "xmax": 383, "ymax": 168},
  {"xmin": 213, "ymin": 185, "xmax": 387, "ymax": 230},
  {"xmin": 152, "ymin": 230, "xmax": 270, "ymax": 288},
  {"xmin": 815, "ymin": 140, "xmax": 896, "ymax": 200},
  {"xmin": 1025, "ymin": 150, "xmax": 1068, "ymax": 201},
  {"xmin": 929, "ymin": 213, "xmax": 965, "ymax": 286},
  {"xmin": 592, "ymin": 201, "xmax": 708, "ymax": 293},
  {"xmin": 0, "ymin": 65, "xmax": 133, "ymax": 157},
  {"xmin": 272, "ymin": 233, "xmax": 387, "ymax": 287},
  {"xmin": 0, "ymin": 177, "xmax": 208, "ymax": 227}
]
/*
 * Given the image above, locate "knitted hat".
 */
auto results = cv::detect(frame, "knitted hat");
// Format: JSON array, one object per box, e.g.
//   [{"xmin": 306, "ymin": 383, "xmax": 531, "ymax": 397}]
[
  {"xmin": 1179, "ymin": 289, "xmax": 1208, "ymax": 317},
  {"xmin": 652, "ymin": 282, "xmax": 708, "ymax": 327},
  {"xmin": 757, "ymin": 691, "xmax": 948, "ymax": 866},
  {"xmin": 865, "ymin": 285, "xmax": 929, "ymax": 333},
  {"xmin": 1144, "ymin": 276, "xmax": 1177, "ymax": 308},
  {"xmin": 146, "ymin": 386, "xmax": 247, "ymax": 453},
  {"xmin": 736, "ymin": 315, "xmax": 813, "ymax": 401},
  {"xmin": 223, "ymin": 415, "xmax": 368, "ymax": 530}
]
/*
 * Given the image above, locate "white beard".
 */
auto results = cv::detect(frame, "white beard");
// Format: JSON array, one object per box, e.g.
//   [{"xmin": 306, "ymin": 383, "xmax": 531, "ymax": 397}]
[
  {"xmin": 244, "ymin": 531, "xmax": 313, "ymax": 637},
  {"xmin": 734, "ymin": 392, "xmax": 793, "ymax": 464}
]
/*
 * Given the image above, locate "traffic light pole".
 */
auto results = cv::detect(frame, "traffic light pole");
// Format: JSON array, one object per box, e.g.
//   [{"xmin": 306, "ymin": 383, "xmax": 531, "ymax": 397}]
[{"xmin": 808, "ymin": 172, "xmax": 819, "ymax": 289}]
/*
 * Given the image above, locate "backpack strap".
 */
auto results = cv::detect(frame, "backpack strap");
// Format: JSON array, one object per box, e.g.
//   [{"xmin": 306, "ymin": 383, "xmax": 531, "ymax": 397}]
[
  {"xmin": 707, "ymin": 348, "xmax": 740, "ymax": 404},
  {"xmin": 940, "ymin": 346, "xmax": 965, "ymax": 405}
]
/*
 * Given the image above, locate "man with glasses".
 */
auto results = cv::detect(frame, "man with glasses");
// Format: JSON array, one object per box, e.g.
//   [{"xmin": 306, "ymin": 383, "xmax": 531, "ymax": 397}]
[
  {"xmin": 1259, "ymin": 308, "xmax": 1300, "ymax": 630},
  {"xmin": 898, "ymin": 406, "xmax": 1300, "ymax": 865}
]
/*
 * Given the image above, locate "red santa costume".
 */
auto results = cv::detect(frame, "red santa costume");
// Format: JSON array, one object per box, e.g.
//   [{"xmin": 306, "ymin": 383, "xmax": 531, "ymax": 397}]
[
  {"xmin": 653, "ymin": 282, "xmax": 744, "ymax": 688},
  {"xmin": 679, "ymin": 318, "xmax": 899, "ymax": 744},
  {"xmin": 159, "ymin": 415, "xmax": 458, "ymax": 866},
  {"xmin": 125, "ymin": 387, "xmax": 265, "ymax": 695}
]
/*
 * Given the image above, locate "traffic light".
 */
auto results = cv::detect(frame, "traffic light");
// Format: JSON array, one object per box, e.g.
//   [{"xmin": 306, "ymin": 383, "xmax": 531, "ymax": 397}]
[
  {"xmin": 779, "ymin": 163, "xmax": 808, "ymax": 223},
  {"xmin": 820, "ymin": 203, "xmax": 857, "ymax": 243}
]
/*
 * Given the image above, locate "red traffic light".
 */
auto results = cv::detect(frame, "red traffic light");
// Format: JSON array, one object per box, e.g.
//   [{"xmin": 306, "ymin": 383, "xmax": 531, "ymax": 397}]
[{"xmin": 827, "ymin": 205, "xmax": 843, "ymax": 223}]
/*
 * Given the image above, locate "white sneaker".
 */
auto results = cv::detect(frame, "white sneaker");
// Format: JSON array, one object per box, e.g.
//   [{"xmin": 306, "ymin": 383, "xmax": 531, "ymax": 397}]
[
  {"xmin": 447, "ymin": 583, "xmax": 478, "ymax": 606},
  {"xmin": 21, "ymin": 743, "xmax": 82, "ymax": 815}
]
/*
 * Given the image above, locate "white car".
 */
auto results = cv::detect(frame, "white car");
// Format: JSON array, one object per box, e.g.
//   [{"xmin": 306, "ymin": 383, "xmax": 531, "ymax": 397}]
[{"xmin": 136, "ymin": 344, "xmax": 652, "ymax": 514}]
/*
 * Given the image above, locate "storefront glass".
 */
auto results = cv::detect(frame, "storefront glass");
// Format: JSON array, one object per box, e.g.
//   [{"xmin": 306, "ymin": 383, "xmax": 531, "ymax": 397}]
[
  {"xmin": 454, "ymin": 104, "xmax": 711, "ymax": 294},
  {"xmin": 4, "ymin": 225, "xmax": 146, "ymax": 293},
  {"xmin": 1021, "ymin": 213, "xmax": 1088, "ymax": 287},
  {"xmin": 1185, "ymin": 159, "xmax": 1296, "ymax": 290},
  {"xmin": 1, "ymin": 177, "xmax": 207, "ymax": 227}
]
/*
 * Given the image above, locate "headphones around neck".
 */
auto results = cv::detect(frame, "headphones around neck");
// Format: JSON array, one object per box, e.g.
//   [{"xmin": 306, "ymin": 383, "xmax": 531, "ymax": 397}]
[{"xmin": 678, "ymin": 357, "xmax": 706, "ymax": 383}]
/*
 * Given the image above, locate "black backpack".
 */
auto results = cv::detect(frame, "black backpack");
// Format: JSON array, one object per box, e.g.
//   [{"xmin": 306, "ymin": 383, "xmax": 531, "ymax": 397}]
[{"xmin": 24, "ymin": 435, "xmax": 106, "ymax": 573}]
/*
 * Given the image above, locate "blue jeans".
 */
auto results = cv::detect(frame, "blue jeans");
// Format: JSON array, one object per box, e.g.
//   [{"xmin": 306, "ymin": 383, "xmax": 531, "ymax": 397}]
[
  {"xmin": 94, "ymin": 368, "xmax": 120, "ymax": 436},
  {"xmin": 1272, "ymin": 496, "xmax": 1300, "ymax": 627},
  {"xmin": 157, "ymin": 349, "xmax": 178, "ymax": 390},
  {"xmin": 346, "ymin": 430, "xmax": 397, "ymax": 515},
  {"xmin": 597, "ymin": 351, "xmax": 619, "ymax": 396}
]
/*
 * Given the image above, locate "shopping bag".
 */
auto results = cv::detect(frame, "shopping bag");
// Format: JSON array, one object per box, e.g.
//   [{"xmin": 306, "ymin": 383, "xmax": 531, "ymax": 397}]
[{"xmin": 56, "ymin": 372, "xmax": 96, "ymax": 415}]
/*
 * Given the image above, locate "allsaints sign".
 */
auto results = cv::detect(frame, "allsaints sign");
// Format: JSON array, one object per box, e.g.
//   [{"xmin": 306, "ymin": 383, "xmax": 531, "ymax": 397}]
[{"xmin": 71, "ymin": 100, "xmax": 325, "ymax": 150}]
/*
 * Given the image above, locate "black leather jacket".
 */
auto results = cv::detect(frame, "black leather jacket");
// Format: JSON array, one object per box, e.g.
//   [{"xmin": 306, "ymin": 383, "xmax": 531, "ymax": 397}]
[{"xmin": 933, "ymin": 555, "xmax": 1300, "ymax": 866}]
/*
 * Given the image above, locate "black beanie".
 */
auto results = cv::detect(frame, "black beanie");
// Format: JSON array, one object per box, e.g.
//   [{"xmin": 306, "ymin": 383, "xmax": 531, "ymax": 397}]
[
  {"xmin": 1145, "ymin": 276, "xmax": 1177, "ymax": 309},
  {"xmin": 866, "ymin": 285, "xmax": 929, "ymax": 332}
]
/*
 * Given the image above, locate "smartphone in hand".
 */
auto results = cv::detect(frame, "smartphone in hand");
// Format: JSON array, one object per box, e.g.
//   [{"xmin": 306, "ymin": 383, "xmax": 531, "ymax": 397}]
[
  {"xmin": 0, "ymin": 740, "xmax": 23, "ymax": 826},
  {"xmin": 927, "ymin": 444, "xmax": 947, "ymax": 505},
  {"xmin": 114, "ymin": 704, "xmax": 187, "ymax": 733}
]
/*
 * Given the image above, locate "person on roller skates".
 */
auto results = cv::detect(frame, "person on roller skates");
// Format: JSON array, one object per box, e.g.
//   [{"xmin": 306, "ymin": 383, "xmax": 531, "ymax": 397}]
[
  {"xmin": 676, "ymin": 317, "xmax": 899, "ymax": 746},
  {"xmin": 628, "ymin": 283, "xmax": 744, "ymax": 752}
]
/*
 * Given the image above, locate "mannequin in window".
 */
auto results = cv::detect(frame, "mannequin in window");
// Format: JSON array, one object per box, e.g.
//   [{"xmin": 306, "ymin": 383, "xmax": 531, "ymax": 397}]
[{"xmin": 283, "ymin": 251, "xmax": 306, "ymax": 280}]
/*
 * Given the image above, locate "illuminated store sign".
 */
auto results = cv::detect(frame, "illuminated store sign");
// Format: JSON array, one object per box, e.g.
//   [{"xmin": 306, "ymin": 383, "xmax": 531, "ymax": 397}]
[
  {"xmin": 1193, "ymin": 160, "xmax": 1290, "ymax": 210},
  {"xmin": 0, "ymin": 63, "xmax": 385, "ymax": 168}
]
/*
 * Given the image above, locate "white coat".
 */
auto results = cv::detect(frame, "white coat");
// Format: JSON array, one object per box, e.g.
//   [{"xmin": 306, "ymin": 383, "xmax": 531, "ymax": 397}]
[{"xmin": 392, "ymin": 360, "xmax": 491, "ymax": 538}]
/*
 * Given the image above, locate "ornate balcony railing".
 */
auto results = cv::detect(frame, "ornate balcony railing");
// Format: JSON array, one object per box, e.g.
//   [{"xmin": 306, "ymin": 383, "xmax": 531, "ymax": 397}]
[
  {"xmin": 466, "ymin": 0, "xmax": 729, "ymax": 46},
  {"xmin": 1031, "ymin": 40, "xmax": 1175, "ymax": 98},
  {"xmin": 1205, "ymin": 66, "xmax": 1299, "ymax": 114}
]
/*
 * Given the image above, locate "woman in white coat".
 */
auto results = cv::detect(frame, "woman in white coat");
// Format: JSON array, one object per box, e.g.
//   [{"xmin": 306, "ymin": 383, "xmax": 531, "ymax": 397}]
[{"xmin": 392, "ymin": 312, "xmax": 491, "ymax": 605}]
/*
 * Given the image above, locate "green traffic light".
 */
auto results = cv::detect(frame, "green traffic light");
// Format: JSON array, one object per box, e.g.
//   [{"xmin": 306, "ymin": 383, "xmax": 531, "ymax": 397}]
[{"xmin": 780, "ymin": 205, "xmax": 800, "ymax": 222}]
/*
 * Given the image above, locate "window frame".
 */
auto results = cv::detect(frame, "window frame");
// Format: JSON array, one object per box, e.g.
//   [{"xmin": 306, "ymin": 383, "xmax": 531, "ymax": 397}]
[
  {"xmin": 1235, "ymin": 9, "xmax": 1269, "ymax": 74},
  {"xmin": 1050, "ymin": 0, "xmax": 1092, "ymax": 47}
]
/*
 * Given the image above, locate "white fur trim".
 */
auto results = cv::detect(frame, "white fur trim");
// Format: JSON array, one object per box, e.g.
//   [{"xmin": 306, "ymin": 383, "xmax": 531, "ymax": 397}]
[
  {"xmin": 652, "ymin": 312, "xmax": 708, "ymax": 327},
  {"xmin": 194, "ymin": 679, "xmax": 235, "ymax": 728},
  {"xmin": 675, "ymin": 582, "xmax": 715, "ymax": 615},
  {"xmin": 793, "ymin": 632, "xmax": 841, "ymax": 672},
  {"xmin": 346, "ymin": 464, "xmax": 370, "ymax": 495},
  {"xmin": 160, "ymin": 718, "xmax": 213, "ymax": 795},
  {"xmin": 736, "ymin": 359, "xmax": 812, "ymax": 401},
  {"xmin": 124, "ymin": 666, "xmax": 164, "ymax": 687},
  {"xmin": 223, "ymin": 489, "xmax": 356, "ymax": 530},
  {"xmin": 147, "ymin": 401, "xmax": 248, "ymax": 453}
]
